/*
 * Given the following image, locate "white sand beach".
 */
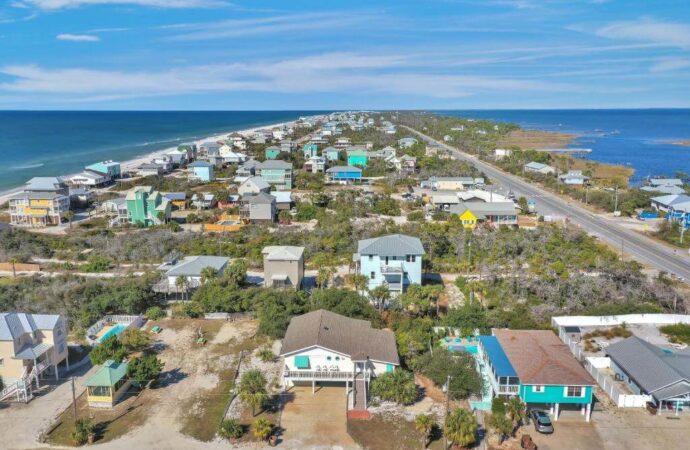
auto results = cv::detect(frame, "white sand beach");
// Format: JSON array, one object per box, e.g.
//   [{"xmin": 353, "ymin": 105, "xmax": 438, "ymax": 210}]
[{"xmin": 0, "ymin": 120, "xmax": 296, "ymax": 205}]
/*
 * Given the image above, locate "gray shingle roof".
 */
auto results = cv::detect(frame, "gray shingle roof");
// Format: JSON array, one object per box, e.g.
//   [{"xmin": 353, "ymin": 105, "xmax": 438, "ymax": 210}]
[
  {"xmin": 164, "ymin": 256, "xmax": 230, "ymax": 277},
  {"xmin": 257, "ymin": 160, "xmax": 292, "ymax": 170},
  {"xmin": 189, "ymin": 161, "xmax": 214, "ymax": 168},
  {"xmin": 25, "ymin": 177, "xmax": 65, "ymax": 192},
  {"xmin": 450, "ymin": 201, "xmax": 517, "ymax": 218},
  {"xmin": 606, "ymin": 336, "xmax": 690, "ymax": 397},
  {"xmin": 247, "ymin": 192, "xmax": 276, "ymax": 205},
  {"xmin": 262, "ymin": 246, "xmax": 304, "ymax": 261},
  {"xmin": 357, "ymin": 234, "xmax": 425, "ymax": 257},
  {"xmin": 326, "ymin": 166, "xmax": 361, "ymax": 173},
  {"xmin": 280, "ymin": 310, "xmax": 399, "ymax": 365}
]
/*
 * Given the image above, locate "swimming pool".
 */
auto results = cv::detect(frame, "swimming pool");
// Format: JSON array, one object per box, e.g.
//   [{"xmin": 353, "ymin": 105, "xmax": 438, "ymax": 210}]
[
  {"xmin": 448, "ymin": 344, "xmax": 478, "ymax": 354},
  {"xmin": 99, "ymin": 324, "xmax": 127, "ymax": 343}
]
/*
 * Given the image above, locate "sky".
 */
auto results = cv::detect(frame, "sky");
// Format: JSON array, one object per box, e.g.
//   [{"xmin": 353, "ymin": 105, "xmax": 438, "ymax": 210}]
[{"xmin": 1, "ymin": 0, "xmax": 690, "ymax": 110}]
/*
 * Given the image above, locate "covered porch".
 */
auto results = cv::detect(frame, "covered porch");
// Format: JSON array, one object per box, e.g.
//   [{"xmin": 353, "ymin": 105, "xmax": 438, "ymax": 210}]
[{"xmin": 653, "ymin": 384, "xmax": 690, "ymax": 415}]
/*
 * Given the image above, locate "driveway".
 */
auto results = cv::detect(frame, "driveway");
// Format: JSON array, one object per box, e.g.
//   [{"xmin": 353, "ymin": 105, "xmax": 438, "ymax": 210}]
[
  {"xmin": 527, "ymin": 411, "xmax": 604, "ymax": 450},
  {"xmin": 280, "ymin": 385, "xmax": 358, "ymax": 449},
  {"xmin": 594, "ymin": 409, "xmax": 690, "ymax": 450}
]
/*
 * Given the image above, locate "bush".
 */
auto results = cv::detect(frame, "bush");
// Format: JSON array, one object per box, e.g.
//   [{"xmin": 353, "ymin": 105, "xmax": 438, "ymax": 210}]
[
  {"xmin": 413, "ymin": 349, "xmax": 481, "ymax": 400},
  {"xmin": 89, "ymin": 335, "xmax": 127, "ymax": 365},
  {"xmin": 127, "ymin": 354, "xmax": 163, "ymax": 384},
  {"xmin": 660, "ymin": 323, "xmax": 690, "ymax": 344},
  {"xmin": 257, "ymin": 348, "xmax": 275, "ymax": 363},
  {"xmin": 119, "ymin": 328, "xmax": 150, "ymax": 352},
  {"xmin": 145, "ymin": 306, "xmax": 165, "ymax": 320},
  {"xmin": 407, "ymin": 210, "xmax": 425, "ymax": 222},
  {"xmin": 82, "ymin": 255, "xmax": 113, "ymax": 273},
  {"xmin": 171, "ymin": 301, "xmax": 204, "ymax": 318},
  {"xmin": 71, "ymin": 418, "xmax": 93, "ymax": 446},
  {"xmin": 370, "ymin": 370, "xmax": 418, "ymax": 405},
  {"xmin": 219, "ymin": 418, "xmax": 244, "ymax": 440}
]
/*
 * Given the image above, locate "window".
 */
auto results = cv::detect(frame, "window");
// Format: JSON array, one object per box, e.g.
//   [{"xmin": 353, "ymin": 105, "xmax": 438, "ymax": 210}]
[
  {"xmin": 565, "ymin": 386, "xmax": 584, "ymax": 397},
  {"xmin": 532, "ymin": 385, "xmax": 544, "ymax": 393},
  {"xmin": 368, "ymin": 255, "xmax": 373, "ymax": 261},
  {"xmin": 370, "ymin": 271, "xmax": 375, "ymax": 279}
]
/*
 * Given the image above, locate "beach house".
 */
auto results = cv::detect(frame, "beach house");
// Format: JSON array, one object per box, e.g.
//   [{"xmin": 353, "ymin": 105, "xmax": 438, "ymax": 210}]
[
  {"xmin": 347, "ymin": 149, "xmax": 368, "ymax": 168},
  {"xmin": 136, "ymin": 163, "xmax": 164, "ymax": 177},
  {"xmin": 420, "ymin": 176, "xmax": 480, "ymax": 191},
  {"xmin": 326, "ymin": 166, "xmax": 362, "ymax": 183},
  {"xmin": 303, "ymin": 143, "xmax": 319, "ymax": 158},
  {"xmin": 240, "ymin": 192, "xmax": 277, "ymax": 223},
  {"xmin": 162, "ymin": 192, "xmax": 188, "ymax": 210},
  {"xmin": 24, "ymin": 177, "xmax": 70, "ymax": 196},
  {"xmin": 262, "ymin": 246, "xmax": 305, "ymax": 289},
  {"xmin": 449, "ymin": 202, "xmax": 519, "ymax": 228},
  {"xmin": 0, "ymin": 313, "xmax": 69, "ymax": 402},
  {"xmin": 494, "ymin": 148, "xmax": 513, "ymax": 160},
  {"xmin": 9, "ymin": 192, "xmax": 70, "ymax": 227},
  {"xmin": 86, "ymin": 360, "xmax": 130, "ymax": 408},
  {"xmin": 559, "ymin": 170, "xmax": 589, "ymax": 186},
  {"xmin": 397, "ymin": 137, "xmax": 418, "ymax": 148},
  {"xmin": 86, "ymin": 161, "xmax": 121, "ymax": 179},
  {"xmin": 236, "ymin": 159, "xmax": 260, "ymax": 178},
  {"xmin": 279, "ymin": 310, "xmax": 400, "ymax": 411},
  {"xmin": 477, "ymin": 329, "xmax": 595, "ymax": 421},
  {"xmin": 524, "ymin": 161, "xmax": 556, "ymax": 175},
  {"xmin": 304, "ymin": 156, "xmax": 326, "ymax": 173},
  {"xmin": 154, "ymin": 255, "xmax": 230, "ymax": 294},
  {"xmin": 256, "ymin": 160, "xmax": 293, "ymax": 190},
  {"xmin": 323, "ymin": 146, "xmax": 341, "ymax": 161},
  {"xmin": 188, "ymin": 160, "xmax": 215, "ymax": 182},
  {"xmin": 354, "ymin": 234, "xmax": 424, "ymax": 296},
  {"xmin": 191, "ymin": 193, "xmax": 217, "ymax": 210},
  {"xmin": 101, "ymin": 198, "xmax": 129, "ymax": 225},
  {"xmin": 67, "ymin": 170, "xmax": 111, "ymax": 188},
  {"xmin": 238, "ymin": 176, "xmax": 271, "ymax": 196},
  {"xmin": 125, "ymin": 186, "xmax": 171, "ymax": 227}
]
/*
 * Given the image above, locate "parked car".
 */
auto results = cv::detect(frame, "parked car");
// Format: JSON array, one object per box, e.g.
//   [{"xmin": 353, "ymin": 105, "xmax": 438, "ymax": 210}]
[{"xmin": 530, "ymin": 410, "xmax": 554, "ymax": 434}]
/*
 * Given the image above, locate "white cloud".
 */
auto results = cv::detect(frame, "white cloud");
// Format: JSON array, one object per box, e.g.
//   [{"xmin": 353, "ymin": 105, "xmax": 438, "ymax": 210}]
[
  {"xmin": 0, "ymin": 53, "xmax": 575, "ymax": 103},
  {"xmin": 56, "ymin": 33, "xmax": 100, "ymax": 42},
  {"xmin": 650, "ymin": 58, "xmax": 690, "ymax": 73},
  {"xmin": 596, "ymin": 18, "xmax": 690, "ymax": 49},
  {"xmin": 16, "ymin": 0, "xmax": 225, "ymax": 10}
]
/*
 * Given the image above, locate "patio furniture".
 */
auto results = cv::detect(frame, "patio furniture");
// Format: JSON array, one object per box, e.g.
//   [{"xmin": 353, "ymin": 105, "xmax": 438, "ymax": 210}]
[
  {"xmin": 454, "ymin": 338, "xmax": 461, "ymax": 343},
  {"xmin": 444, "ymin": 337, "xmax": 451, "ymax": 343},
  {"xmin": 151, "ymin": 325, "xmax": 162, "ymax": 334}
]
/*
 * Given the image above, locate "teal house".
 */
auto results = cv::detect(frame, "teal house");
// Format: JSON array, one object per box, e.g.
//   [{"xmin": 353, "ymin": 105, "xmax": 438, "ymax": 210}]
[
  {"xmin": 347, "ymin": 149, "xmax": 368, "ymax": 168},
  {"xmin": 265, "ymin": 146, "xmax": 281, "ymax": 160},
  {"xmin": 323, "ymin": 146, "xmax": 340, "ymax": 161},
  {"xmin": 303, "ymin": 143, "xmax": 318, "ymax": 158},
  {"xmin": 125, "ymin": 186, "xmax": 171, "ymax": 227},
  {"xmin": 478, "ymin": 330, "xmax": 595, "ymax": 421},
  {"xmin": 86, "ymin": 161, "xmax": 121, "ymax": 179},
  {"xmin": 188, "ymin": 160, "xmax": 215, "ymax": 182},
  {"xmin": 256, "ymin": 160, "xmax": 293, "ymax": 190}
]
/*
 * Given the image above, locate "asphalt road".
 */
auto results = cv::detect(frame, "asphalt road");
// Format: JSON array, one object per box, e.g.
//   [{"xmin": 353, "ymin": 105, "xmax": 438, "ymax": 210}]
[{"xmin": 405, "ymin": 126, "xmax": 690, "ymax": 282}]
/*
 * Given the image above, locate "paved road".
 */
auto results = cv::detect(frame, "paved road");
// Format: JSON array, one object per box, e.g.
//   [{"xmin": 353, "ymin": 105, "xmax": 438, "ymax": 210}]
[{"xmin": 405, "ymin": 126, "xmax": 690, "ymax": 282}]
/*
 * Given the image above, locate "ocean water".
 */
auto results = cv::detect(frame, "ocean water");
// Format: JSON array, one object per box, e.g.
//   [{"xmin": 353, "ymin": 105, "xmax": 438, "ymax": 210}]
[
  {"xmin": 442, "ymin": 109, "xmax": 690, "ymax": 184},
  {"xmin": 0, "ymin": 111, "xmax": 325, "ymax": 192}
]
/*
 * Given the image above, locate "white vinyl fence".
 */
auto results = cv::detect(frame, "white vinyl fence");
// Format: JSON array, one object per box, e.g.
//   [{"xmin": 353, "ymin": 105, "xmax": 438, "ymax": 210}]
[{"xmin": 585, "ymin": 357, "xmax": 650, "ymax": 408}]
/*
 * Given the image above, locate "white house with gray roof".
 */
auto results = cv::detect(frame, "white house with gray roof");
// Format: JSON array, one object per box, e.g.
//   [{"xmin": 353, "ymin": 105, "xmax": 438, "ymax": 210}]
[
  {"xmin": 155, "ymin": 256, "xmax": 230, "ymax": 294},
  {"xmin": 262, "ymin": 246, "xmax": 304, "ymax": 289},
  {"xmin": 1, "ymin": 313, "xmax": 68, "ymax": 402},
  {"xmin": 354, "ymin": 234, "xmax": 425, "ymax": 296}
]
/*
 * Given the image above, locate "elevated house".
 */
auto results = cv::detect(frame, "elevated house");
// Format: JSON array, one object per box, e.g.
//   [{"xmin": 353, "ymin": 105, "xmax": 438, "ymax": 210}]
[
  {"xmin": 326, "ymin": 166, "xmax": 362, "ymax": 183},
  {"xmin": 323, "ymin": 147, "xmax": 341, "ymax": 161},
  {"xmin": 494, "ymin": 148, "xmax": 512, "ymax": 160},
  {"xmin": 256, "ymin": 160, "xmax": 293, "ymax": 190},
  {"xmin": 303, "ymin": 143, "xmax": 319, "ymax": 159},
  {"xmin": 354, "ymin": 234, "xmax": 424, "ymax": 297},
  {"xmin": 86, "ymin": 161, "xmax": 121, "ymax": 179},
  {"xmin": 101, "ymin": 197, "xmax": 128, "ymax": 225},
  {"xmin": 125, "ymin": 186, "xmax": 171, "ymax": 227},
  {"xmin": 191, "ymin": 193, "xmax": 216, "ymax": 210},
  {"xmin": 273, "ymin": 191, "xmax": 293, "ymax": 211},
  {"xmin": 606, "ymin": 336, "xmax": 690, "ymax": 415},
  {"xmin": 67, "ymin": 170, "xmax": 111, "ymax": 188},
  {"xmin": 238, "ymin": 176, "xmax": 271, "ymax": 196},
  {"xmin": 9, "ymin": 177, "xmax": 71, "ymax": 227},
  {"xmin": 162, "ymin": 192, "xmax": 188, "ymax": 210},
  {"xmin": 280, "ymin": 139, "xmax": 296, "ymax": 153},
  {"xmin": 165, "ymin": 149, "xmax": 189, "ymax": 167},
  {"xmin": 279, "ymin": 310, "xmax": 400, "ymax": 411},
  {"xmin": 262, "ymin": 246, "xmax": 305, "ymax": 289},
  {"xmin": 236, "ymin": 159, "xmax": 260, "ymax": 178},
  {"xmin": 524, "ymin": 161, "xmax": 556, "ymax": 175},
  {"xmin": 346, "ymin": 148, "xmax": 368, "ymax": 168},
  {"xmin": 219, "ymin": 146, "xmax": 248, "ymax": 164},
  {"xmin": 136, "ymin": 163, "xmax": 163, "ymax": 177},
  {"xmin": 0, "ymin": 313, "xmax": 69, "ymax": 402},
  {"xmin": 559, "ymin": 170, "xmax": 589, "ymax": 186},
  {"xmin": 478, "ymin": 329, "xmax": 596, "ymax": 421},
  {"xmin": 304, "ymin": 156, "xmax": 327, "ymax": 173},
  {"xmin": 240, "ymin": 192, "xmax": 277, "ymax": 223},
  {"xmin": 188, "ymin": 160, "xmax": 215, "ymax": 182}
]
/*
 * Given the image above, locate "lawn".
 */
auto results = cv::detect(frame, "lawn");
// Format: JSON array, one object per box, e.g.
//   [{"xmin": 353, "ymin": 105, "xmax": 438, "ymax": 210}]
[{"xmin": 179, "ymin": 367, "xmax": 238, "ymax": 441}]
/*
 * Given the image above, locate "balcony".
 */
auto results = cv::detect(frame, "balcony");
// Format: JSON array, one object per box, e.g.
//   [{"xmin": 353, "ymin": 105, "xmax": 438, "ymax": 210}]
[{"xmin": 283, "ymin": 370, "xmax": 355, "ymax": 381}]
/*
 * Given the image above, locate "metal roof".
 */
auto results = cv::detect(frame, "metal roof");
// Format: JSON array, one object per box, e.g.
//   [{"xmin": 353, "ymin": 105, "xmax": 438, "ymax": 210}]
[
  {"xmin": 86, "ymin": 360, "xmax": 128, "ymax": 387},
  {"xmin": 0, "ymin": 313, "xmax": 61, "ymax": 341},
  {"xmin": 257, "ymin": 160, "xmax": 292, "ymax": 170},
  {"xmin": 25, "ymin": 177, "xmax": 65, "ymax": 192},
  {"xmin": 189, "ymin": 160, "xmax": 214, "ymax": 168},
  {"xmin": 14, "ymin": 342, "xmax": 53, "ymax": 360},
  {"xmin": 164, "ymin": 256, "xmax": 230, "ymax": 277},
  {"xmin": 606, "ymin": 336, "xmax": 690, "ymax": 397},
  {"xmin": 326, "ymin": 166, "xmax": 362, "ymax": 173},
  {"xmin": 477, "ymin": 335, "xmax": 517, "ymax": 377},
  {"xmin": 246, "ymin": 192, "xmax": 276, "ymax": 204},
  {"xmin": 357, "ymin": 234, "xmax": 425, "ymax": 257}
]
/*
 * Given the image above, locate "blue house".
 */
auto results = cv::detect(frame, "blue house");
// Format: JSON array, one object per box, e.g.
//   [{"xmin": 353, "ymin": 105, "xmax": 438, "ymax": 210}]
[
  {"xmin": 86, "ymin": 161, "xmax": 121, "ymax": 179},
  {"xmin": 188, "ymin": 160, "xmax": 215, "ymax": 182},
  {"xmin": 354, "ymin": 234, "xmax": 424, "ymax": 297},
  {"xmin": 478, "ymin": 330, "xmax": 595, "ymax": 421},
  {"xmin": 303, "ymin": 143, "xmax": 319, "ymax": 158},
  {"xmin": 326, "ymin": 166, "xmax": 362, "ymax": 183},
  {"xmin": 323, "ymin": 146, "xmax": 340, "ymax": 161}
]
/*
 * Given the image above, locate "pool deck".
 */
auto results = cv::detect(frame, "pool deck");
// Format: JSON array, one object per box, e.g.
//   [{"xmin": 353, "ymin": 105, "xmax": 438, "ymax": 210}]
[{"xmin": 95, "ymin": 325, "xmax": 115, "ymax": 340}]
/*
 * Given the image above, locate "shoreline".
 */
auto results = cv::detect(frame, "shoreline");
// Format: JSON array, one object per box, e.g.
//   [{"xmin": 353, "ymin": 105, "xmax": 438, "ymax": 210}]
[
  {"xmin": 0, "ymin": 119, "xmax": 296, "ymax": 205},
  {"xmin": 667, "ymin": 140, "xmax": 690, "ymax": 147}
]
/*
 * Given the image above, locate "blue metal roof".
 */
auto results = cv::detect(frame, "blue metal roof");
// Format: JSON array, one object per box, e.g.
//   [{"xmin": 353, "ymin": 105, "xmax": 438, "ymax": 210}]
[{"xmin": 477, "ymin": 335, "xmax": 517, "ymax": 377}]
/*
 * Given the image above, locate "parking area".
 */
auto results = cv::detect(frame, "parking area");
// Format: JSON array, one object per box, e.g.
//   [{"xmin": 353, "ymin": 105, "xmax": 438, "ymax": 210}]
[
  {"xmin": 594, "ymin": 409, "xmax": 690, "ymax": 450},
  {"xmin": 527, "ymin": 412, "xmax": 604, "ymax": 450},
  {"xmin": 280, "ymin": 385, "xmax": 357, "ymax": 449}
]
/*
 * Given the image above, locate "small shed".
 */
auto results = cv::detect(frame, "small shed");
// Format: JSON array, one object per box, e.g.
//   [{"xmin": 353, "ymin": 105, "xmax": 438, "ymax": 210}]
[{"xmin": 86, "ymin": 359, "xmax": 130, "ymax": 408}]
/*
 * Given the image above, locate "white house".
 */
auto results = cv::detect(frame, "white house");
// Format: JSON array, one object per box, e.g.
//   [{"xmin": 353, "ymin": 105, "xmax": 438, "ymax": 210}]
[
  {"xmin": 279, "ymin": 310, "xmax": 400, "ymax": 410},
  {"xmin": 524, "ymin": 161, "xmax": 555, "ymax": 175},
  {"xmin": 156, "ymin": 256, "xmax": 230, "ymax": 292},
  {"xmin": 67, "ymin": 170, "xmax": 111, "ymax": 187},
  {"xmin": 354, "ymin": 234, "xmax": 425, "ymax": 297},
  {"xmin": 494, "ymin": 148, "xmax": 513, "ymax": 160},
  {"xmin": 559, "ymin": 170, "xmax": 589, "ymax": 186}
]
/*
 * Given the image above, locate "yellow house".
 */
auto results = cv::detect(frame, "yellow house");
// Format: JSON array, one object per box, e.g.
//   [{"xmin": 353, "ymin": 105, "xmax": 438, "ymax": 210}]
[
  {"xmin": 86, "ymin": 359, "xmax": 131, "ymax": 408},
  {"xmin": 8, "ymin": 192, "xmax": 70, "ymax": 227},
  {"xmin": 458, "ymin": 209, "xmax": 478, "ymax": 229}
]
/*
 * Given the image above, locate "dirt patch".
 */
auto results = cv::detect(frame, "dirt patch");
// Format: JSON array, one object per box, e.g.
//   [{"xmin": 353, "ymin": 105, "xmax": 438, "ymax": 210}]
[{"xmin": 348, "ymin": 413, "xmax": 445, "ymax": 450}]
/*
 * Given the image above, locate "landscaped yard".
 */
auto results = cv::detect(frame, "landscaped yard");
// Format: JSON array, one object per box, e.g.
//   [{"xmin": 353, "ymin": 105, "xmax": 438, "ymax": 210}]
[{"xmin": 348, "ymin": 413, "xmax": 444, "ymax": 450}]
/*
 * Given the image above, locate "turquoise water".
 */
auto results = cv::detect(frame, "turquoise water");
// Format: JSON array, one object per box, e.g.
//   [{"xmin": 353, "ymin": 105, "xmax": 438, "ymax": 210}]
[
  {"xmin": 0, "ymin": 110, "xmax": 327, "ymax": 191},
  {"xmin": 99, "ymin": 324, "xmax": 127, "ymax": 343},
  {"xmin": 448, "ymin": 344, "xmax": 478, "ymax": 354}
]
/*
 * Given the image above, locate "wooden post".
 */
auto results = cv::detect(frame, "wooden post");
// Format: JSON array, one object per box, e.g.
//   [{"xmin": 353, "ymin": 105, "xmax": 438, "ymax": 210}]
[{"xmin": 71, "ymin": 377, "xmax": 78, "ymax": 425}]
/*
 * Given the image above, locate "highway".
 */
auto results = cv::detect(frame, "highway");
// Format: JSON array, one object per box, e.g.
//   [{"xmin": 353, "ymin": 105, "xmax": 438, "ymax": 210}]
[{"xmin": 404, "ymin": 126, "xmax": 690, "ymax": 282}]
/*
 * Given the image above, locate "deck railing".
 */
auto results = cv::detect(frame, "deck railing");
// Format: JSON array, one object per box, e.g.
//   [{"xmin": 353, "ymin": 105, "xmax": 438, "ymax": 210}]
[{"xmin": 284, "ymin": 370, "xmax": 354, "ymax": 380}]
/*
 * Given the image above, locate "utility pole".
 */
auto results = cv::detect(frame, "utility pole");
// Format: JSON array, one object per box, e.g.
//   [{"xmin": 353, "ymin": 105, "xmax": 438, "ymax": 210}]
[
  {"xmin": 614, "ymin": 186, "xmax": 619, "ymax": 213},
  {"xmin": 71, "ymin": 377, "xmax": 78, "ymax": 425},
  {"xmin": 443, "ymin": 375, "xmax": 452, "ymax": 450}
]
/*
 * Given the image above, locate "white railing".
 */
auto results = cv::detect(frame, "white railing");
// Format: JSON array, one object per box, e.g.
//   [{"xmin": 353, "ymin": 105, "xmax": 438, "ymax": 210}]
[
  {"xmin": 552, "ymin": 314, "xmax": 690, "ymax": 329},
  {"xmin": 560, "ymin": 332, "xmax": 586, "ymax": 362},
  {"xmin": 497, "ymin": 384, "xmax": 520, "ymax": 395},
  {"xmin": 284, "ymin": 370, "xmax": 354, "ymax": 380},
  {"xmin": 86, "ymin": 314, "xmax": 143, "ymax": 344},
  {"xmin": 584, "ymin": 358, "xmax": 650, "ymax": 408}
]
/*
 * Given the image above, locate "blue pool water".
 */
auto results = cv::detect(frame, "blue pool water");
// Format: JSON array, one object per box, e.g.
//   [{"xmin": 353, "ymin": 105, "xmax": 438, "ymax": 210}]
[
  {"xmin": 99, "ymin": 324, "xmax": 127, "ymax": 343},
  {"xmin": 448, "ymin": 344, "xmax": 479, "ymax": 354}
]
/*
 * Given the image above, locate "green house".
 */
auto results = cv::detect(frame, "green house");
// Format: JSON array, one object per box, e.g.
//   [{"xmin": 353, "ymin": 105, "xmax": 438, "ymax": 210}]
[
  {"xmin": 478, "ymin": 330, "xmax": 595, "ymax": 421},
  {"xmin": 265, "ymin": 146, "xmax": 281, "ymax": 160},
  {"xmin": 347, "ymin": 149, "xmax": 368, "ymax": 168},
  {"xmin": 256, "ymin": 160, "xmax": 293, "ymax": 190},
  {"xmin": 125, "ymin": 186, "xmax": 171, "ymax": 227},
  {"xmin": 303, "ymin": 143, "xmax": 318, "ymax": 158}
]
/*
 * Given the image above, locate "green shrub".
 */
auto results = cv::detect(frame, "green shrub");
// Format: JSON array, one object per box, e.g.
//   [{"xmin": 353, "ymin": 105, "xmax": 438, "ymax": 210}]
[
  {"xmin": 370, "ymin": 370, "xmax": 418, "ymax": 405},
  {"xmin": 89, "ymin": 335, "xmax": 127, "ymax": 365},
  {"xmin": 219, "ymin": 418, "xmax": 244, "ymax": 440},
  {"xmin": 145, "ymin": 306, "xmax": 165, "ymax": 320},
  {"xmin": 407, "ymin": 211, "xmax": 425, "ymax": 222},
  {"xmin": 660, "ymin": 323, "xmax": 690, "ymax": 344},
  {"xmin": 257, "ymin": 348, "xmax": 275, "ymax": 363},
  {"xmin": 127, "ymin": 355, "xmax": 163, "ymax": 384},
  {"xmin": 171, "ymin": 301, "xmax": 204, "ymax": 318},
  {"xmin": 71, "ymin": 418, "xmax": 93, "ymax": 446}
]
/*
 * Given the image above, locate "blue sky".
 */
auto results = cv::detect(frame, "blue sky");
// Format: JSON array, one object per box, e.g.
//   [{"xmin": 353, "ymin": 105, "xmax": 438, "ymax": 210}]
[{"xmin": 1, "ymin": 0, "xmax": 690, "ymax": 110}]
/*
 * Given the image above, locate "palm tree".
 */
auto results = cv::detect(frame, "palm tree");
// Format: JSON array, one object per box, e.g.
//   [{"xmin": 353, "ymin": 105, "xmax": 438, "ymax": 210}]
[
  {"xmin": 351, "ymin": 273, "xmax": 369, "ymax": 299},
  {"xmin": 445, "ymin": 408, "xmax": 478, "ymax": 449},
  {"xmin": 65, "ymin": 211, "xmax": 75, "ymax": 229},
  {"xmin": 200, "ymin": 266, "xmax": 218, "ymax": 284},
  {"xmin": 156, "ymin": 211, "xmax": 166, "ymax": 225},
  {"xmin": 370, "ymin": 285, "xmax": 390, "ymax": 312},
  {"xmin": 239, "ymin": 369, "xmax": 268, "ymax": 417},
  {"xmin": 415, "ymin": 414, "xmax": 434, "ymax": 449},
  {"xmin": 175, "ymin": 276, "xmax": 189, "ymax": 300},
  {"xmin": 316, "ymin": 266, "xmax": 334, "ymax": 289},
  {"xmin": 252, "ymin": 418, "xmax": 273, "ymax": 441},
  {"xmin": 8, "ymin": 258, "xmax": 18, "ymax": 278},
  {"xmin": 506, "ymin": 396, "xmax": 527, "ymax": 436},
  {"xmin": 487, "ymin": 412, "xmax": 512, "ymax": 445}
]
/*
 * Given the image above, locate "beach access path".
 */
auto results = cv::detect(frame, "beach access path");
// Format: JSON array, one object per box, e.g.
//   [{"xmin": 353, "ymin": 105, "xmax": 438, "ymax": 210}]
[{"xmin": 404, "ymin": 125, "xmax": 690, "ymax": 284}]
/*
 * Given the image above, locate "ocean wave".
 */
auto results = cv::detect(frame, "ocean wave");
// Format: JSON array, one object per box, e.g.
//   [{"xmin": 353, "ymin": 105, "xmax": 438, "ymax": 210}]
[{"xmin": 11, "ymin": 163, "xmax": 45, "ymax": 170}]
